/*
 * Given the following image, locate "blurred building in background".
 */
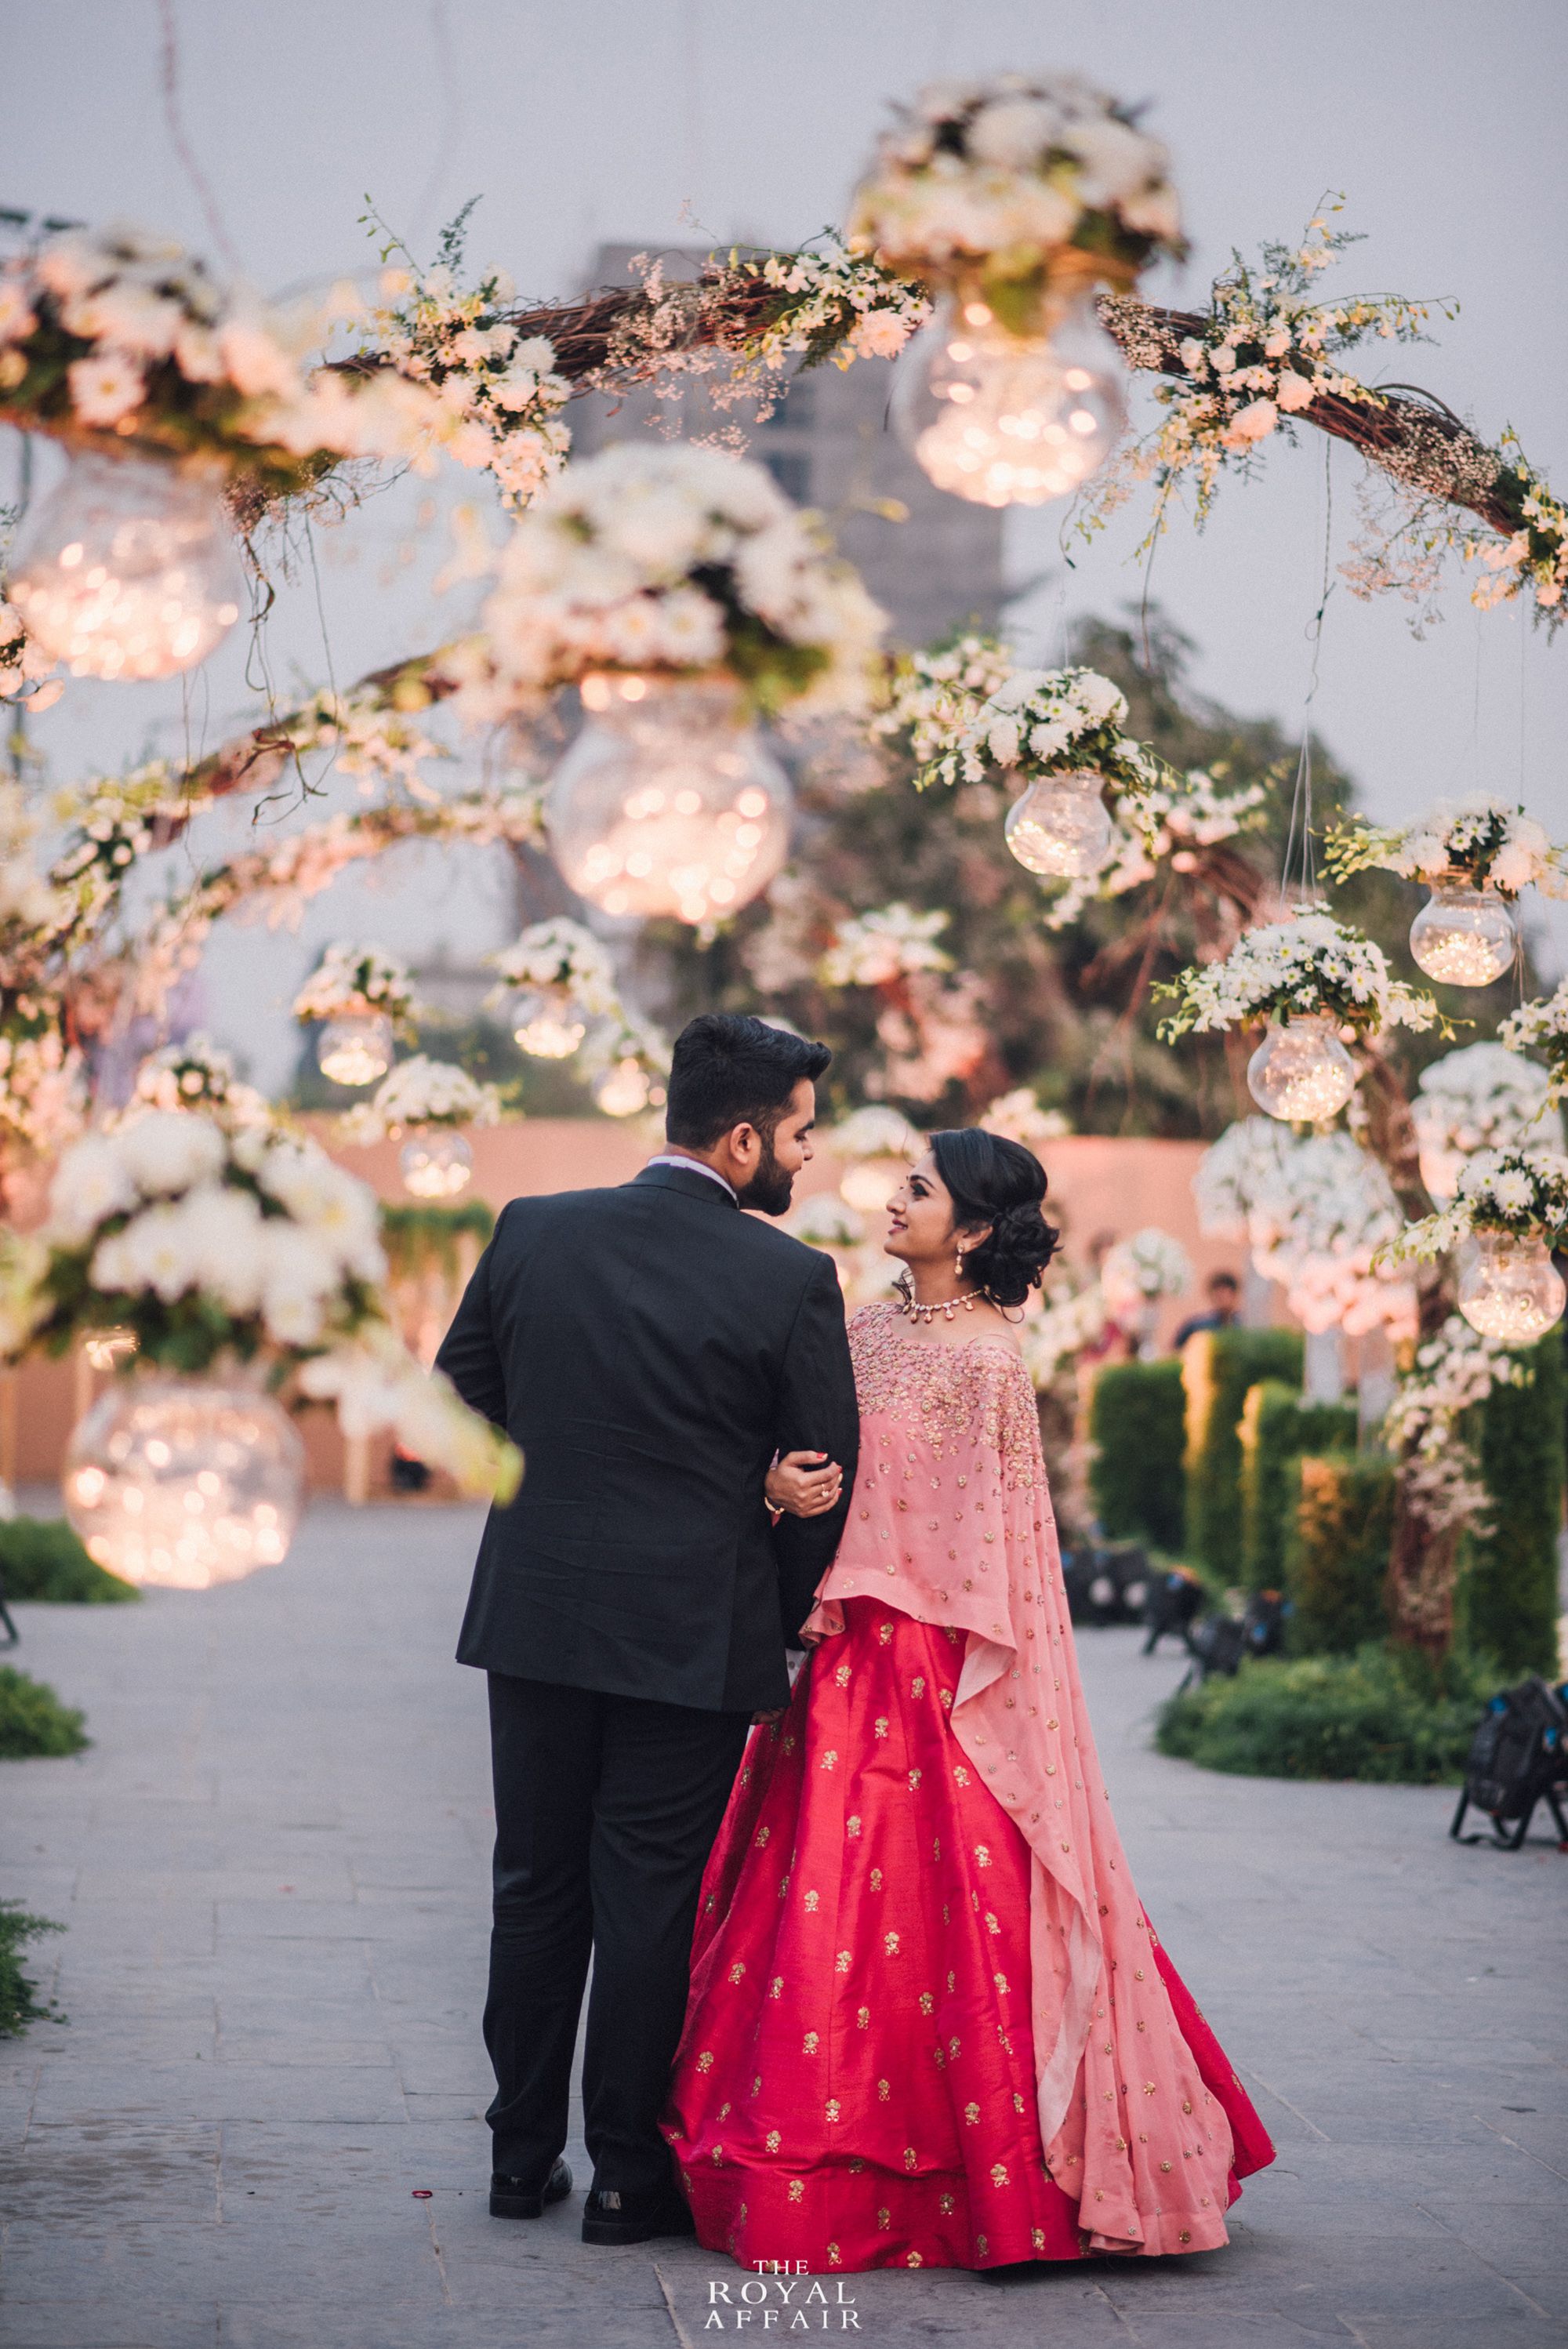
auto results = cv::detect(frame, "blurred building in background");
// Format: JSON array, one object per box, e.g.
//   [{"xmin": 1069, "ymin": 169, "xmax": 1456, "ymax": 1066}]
[{"xmin": 571, "ymin": 245, "xmax": 1006, "ymax": 648}]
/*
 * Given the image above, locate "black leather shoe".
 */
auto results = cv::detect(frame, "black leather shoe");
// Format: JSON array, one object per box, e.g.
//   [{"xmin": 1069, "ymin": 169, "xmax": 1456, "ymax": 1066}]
[
  {"xmin": 489, "ymin": 2157, "xmax": 572, "ymax": 2219},
  {"xmin": 581, "ymin": 2182, "xmax": 696, "ymax": 2246}
]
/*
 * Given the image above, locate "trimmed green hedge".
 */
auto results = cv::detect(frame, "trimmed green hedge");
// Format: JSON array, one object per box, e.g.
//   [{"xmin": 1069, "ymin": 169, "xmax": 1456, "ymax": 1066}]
[
  {"xmin": 1462, "ymin": 1332, "xmax": 1566, "ymax": 1677},
  {"xmin": 0, "ymin": 1903, "xmax": 62, "ymax": 2037},
  {"xmin": 1184, "ymin": 1327, "xmax": 1303, "ymax": 1580},
  {"xmin": 0, "ymin": 1668, "xmax": 89, "ymax": 1759},
  {"xmin": 1156, "ymin": 1642, "xmax": 1496, "ymax": 1783},
  {"xmin": 1287, "ymin": 1452, "xmax": 1396, "ymax": 1655},
  {"xmin": 1240, "ymin": 1382, "xmax": 1359, "ymax": 1592},
  {"xmin": 1089, "ymin": 1360, "xmax": 1187, "ymax": 1552},
  {"xmin": 0, "ymin": 1516, "xmax": 139, "ymax": 1605}
]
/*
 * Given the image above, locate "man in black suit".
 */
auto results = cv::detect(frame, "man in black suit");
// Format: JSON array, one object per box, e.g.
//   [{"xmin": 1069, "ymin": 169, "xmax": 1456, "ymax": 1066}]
[{"xmin": 435, "ymin": 1013, "xmax": 858, "ymax": 2246}]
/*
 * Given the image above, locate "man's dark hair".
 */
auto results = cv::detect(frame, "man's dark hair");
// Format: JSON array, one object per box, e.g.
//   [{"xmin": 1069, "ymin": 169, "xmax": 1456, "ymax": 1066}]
[
  {"xmin": 665, "ymin": 1014, "xmax": 831, "ymax": 1149},
  {"xmin": 1209, "ymin": 1270, "xmax": 1241, "ymax": 1294}
]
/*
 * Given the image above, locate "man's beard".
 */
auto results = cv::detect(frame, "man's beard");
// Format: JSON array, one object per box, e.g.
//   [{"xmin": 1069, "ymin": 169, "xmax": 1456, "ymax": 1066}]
[{"xmin": 736, "ymin": 1135, "xmax": 795, "ymax": 1218}]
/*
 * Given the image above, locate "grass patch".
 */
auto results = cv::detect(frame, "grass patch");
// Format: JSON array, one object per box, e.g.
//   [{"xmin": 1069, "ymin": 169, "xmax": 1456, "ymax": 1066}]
[
  {"xmin": 0, "ymin": 1902, "xmax": 63, "ymax": 2037},
  {"xmin": 1155, "ymin": 1643, "xmax": 1498, "ymax": 1784},
  {"xmin": 0, "ymin": 1516, "xmax": 140, "ymax": 1605},
  {"xmin": 0, "ymin": 1666, "xmax": 89, "ymax": 1759}
]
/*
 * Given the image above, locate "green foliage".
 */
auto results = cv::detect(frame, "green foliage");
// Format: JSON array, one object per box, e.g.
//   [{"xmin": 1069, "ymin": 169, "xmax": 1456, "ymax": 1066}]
[
  {"xmin": 0, "ymin": 1516, "xmax": 139, "ymax": 1605},
  {"xmin": 1461, "ymin": 1332, "xmax": 1566, "ymax": 1676},
  {"xmin": 1287, "ymin": 1454, "xmax": 1396, "ymax": 1654},
  {"xmin": 1240, "ymin": 1381, "xmax": 1359, "ymax": 1592},
  {"xmin": 1184, "ymin": 1327, "xmax": 1303, "ymax": 1579},
  {"xmin": 380, "ymin": 1200, "xmax": 496, "ymax": 1287},
  {"xmin": 1089, "ymin": 1360, "xmax": 1186, "ymax": 1551},
  {"xmin": 0, "ymin": 1667, "xmax": 89, "ymax": 1759},
  {"xmin": 0, "ymin": 1902, "xmax": 64, "ymax": 2039},
  {"xmin": 1156, "ymin": 1642, "xmax": 1497, "ymax": 1783}
]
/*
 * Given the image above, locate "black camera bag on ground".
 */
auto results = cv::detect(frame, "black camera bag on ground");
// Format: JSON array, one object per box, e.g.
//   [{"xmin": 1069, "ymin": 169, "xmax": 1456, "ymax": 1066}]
[{"xmin": 1450, "ymin": 1676, "xmax": 1568, "ymax": 1850}]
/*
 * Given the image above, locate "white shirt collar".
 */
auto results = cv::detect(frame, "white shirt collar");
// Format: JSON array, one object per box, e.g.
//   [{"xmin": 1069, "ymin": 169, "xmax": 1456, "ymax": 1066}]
[{"xmin": 644, "ymin": 1153, "xmax": 738, "ymax": 1204}]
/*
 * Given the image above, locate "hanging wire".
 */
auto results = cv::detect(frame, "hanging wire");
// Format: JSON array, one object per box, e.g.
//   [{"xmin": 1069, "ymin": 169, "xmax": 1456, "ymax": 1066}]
[
  {"xmin": 1279, "ymin": 439, "xmax": 1335, "ymax": 910},
  {"xmin": 157, "ymin": 0, "xmax": 241, "ymax": 274}
]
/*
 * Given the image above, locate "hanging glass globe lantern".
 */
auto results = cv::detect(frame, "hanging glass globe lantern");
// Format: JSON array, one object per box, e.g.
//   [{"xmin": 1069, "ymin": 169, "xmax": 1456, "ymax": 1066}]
[
  {"xmin": 594, "ymin": 1058, "xmax": 652, "ymax": 1118},
  {"xmin": 63, "ymin": 1379, "xmax": 305, "ymax": 1590},
  {"xmin": 1457, "ymin": 1232, "xmax": 1566, "ymax": 1342},
  {"xmin": 1004, "ymin": 770, "xmax": 1114, "ymax": 877},
  {"xmin": 890, "ymin": 294, "xmax": 1127, "ymax": 510},
  {"xmin": 546, "ymin": 677, "xmax": 792, "ymax": 925},
  {"xmin": 317, "ymin": 1014, "xmax": 395, "ymax": 1088},
  {"xmin": 400, "ymin": 1129, "xmax": 474, "ymax": 1199},
  {"xmin": 510, "ymin": 992, "xmax": 587, "ymax": 1059},
  {"xmin": 7, "ymin": 452, "xmax": 246, "ymax": 681},
  {"xmin": 1246, "ymin": 1014, "xmax": 1358, "ymax": 1123},
  {"xmin": 1408, "ymin": 881, "xmax": 1517, "ymax": 988}
]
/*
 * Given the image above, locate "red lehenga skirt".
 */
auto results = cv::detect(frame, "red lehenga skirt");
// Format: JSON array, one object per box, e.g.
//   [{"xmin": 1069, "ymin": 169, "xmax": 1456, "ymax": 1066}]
[{"xmin": 663, "ymin": 1600, "xmax": 1273, "ymax": 2274}]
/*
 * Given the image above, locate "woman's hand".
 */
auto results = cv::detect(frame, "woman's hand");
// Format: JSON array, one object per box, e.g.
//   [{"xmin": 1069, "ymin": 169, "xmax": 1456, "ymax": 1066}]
[{"xmin": 766, "ymin": 1450, "xmax": 843, "ymax": 1519}]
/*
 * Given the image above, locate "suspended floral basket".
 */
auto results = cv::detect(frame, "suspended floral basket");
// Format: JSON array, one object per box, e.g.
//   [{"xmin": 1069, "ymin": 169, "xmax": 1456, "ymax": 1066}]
[
  {"xmin": 126, "ymin": 1031, "xmax": 270, "ymax": 1128},
  {"xmin": 1498, "ymin": 981, "xmax": 1568, "ymax": 1106},
  {"xmin": 485, "ymin": 917, "xmax": 622, "ymax": 1059},
  {"xmin": 1327, "ymin": 796, "xmax": 1568, "ymax": 989},
  {"xmin": 338, "ymin": 1054, "xmax": 503, "ymax": 1199},
  {"xmin": 1410, "ymin": 1042, "xmax": 1559, "ymax": 1204},
  {"xmin": 848, "ymin": 74, "xmax": 1181, "ymax": 506},
  {"xmin": 452, "ymin": 442, "xmax": 885, "ymax": 926},
  {"xmin": 1380, "ymin": 1146, "xmax": 1568, "ymax": 1344},
  {"xmin": 0, "ymin": 1110, "xmax": 519, "ymax": 1586},
  {"xmin": 1195, "ymin": 1120, "xmax": 1417, "ymax": 1342},
  {"xmin": 1157, "ymin": 910, "xmax": 1439, "ymax": 1124},
  {"xmin": 292, "ymin": 942, "xmax": 419, "ymax": 1088}
]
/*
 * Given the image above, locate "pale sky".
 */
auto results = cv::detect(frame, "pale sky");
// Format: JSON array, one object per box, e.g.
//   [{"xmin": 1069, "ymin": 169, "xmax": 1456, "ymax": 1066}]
[{"xmin": 6, "ymin": 0, "xmax": 1567, "ymax": 1089}]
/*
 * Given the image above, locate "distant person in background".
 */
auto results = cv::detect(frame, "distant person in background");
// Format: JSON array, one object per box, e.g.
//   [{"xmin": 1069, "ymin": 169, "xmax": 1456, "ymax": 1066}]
[{"xmin": 1172, "ymin": 1269, "xmax": 1243, "ymax": 1352}]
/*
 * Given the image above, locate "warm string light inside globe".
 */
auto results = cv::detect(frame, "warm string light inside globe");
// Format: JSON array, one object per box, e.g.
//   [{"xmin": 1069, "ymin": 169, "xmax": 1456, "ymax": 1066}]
[
  {"xmin": 400, "ymin": 1131, "xmax": 474, "ymax": 1199},
  {"xmin": 317, "ymin": 1014, "xmax": 395, "ymax": 1088},
  {"xmin": 7, "ymin": 452, "xmax": 245, "ymax": 681},
  {"xmin": 891, "ymin": 294, "xmax": 1127, "ymax": 510},
  {"xmin": 1004, "ymin": 771, "xmax": 1114, "ymax": 879},
  {"xmin": 1407, "ymin": 884, "xmax": 1518, "ymax": 988},
  {"xmin": 545, "ymin": 677, "xmax": 793, "ymax": 927},
  {"xmin": 510, "ymin": 993, "xmax": 588, "ymax": 1059},
  {"xmin": 594, "ymin": 1058, "xmax": 653, "ymax": 1118},
  {"xmin": 1246, "ymin": 1015, "xmax": 1359, "ymax": 1124},
  {"xmin": 1457, "ymin": 1233, "xmax": 1566, "ymax": 1342}
]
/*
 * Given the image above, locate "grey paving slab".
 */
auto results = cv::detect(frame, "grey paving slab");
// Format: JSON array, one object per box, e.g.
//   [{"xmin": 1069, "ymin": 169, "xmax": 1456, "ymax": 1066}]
[{"xmin": 0, "ymin": 1498, "xmax": 1564, "ymax": 2349}]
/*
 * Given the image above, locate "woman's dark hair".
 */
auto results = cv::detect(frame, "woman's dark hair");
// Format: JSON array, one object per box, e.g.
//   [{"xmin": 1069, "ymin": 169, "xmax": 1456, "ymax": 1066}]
[
  {"xmin": 666, "ymin": 1013, "xmax": 832, "ymax": 1148},
  {"xmin": 929, "ymin": 1127, "xmax": 1060, "ymax": 1309}
]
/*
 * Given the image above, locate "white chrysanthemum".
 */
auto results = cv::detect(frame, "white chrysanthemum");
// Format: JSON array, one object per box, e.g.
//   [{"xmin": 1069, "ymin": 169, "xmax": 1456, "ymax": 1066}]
[
  {"xmin": 48, "ymin": 1135, "xmax": 139, "ymax": 1244},
  {"xmin": 115, "ymin": 1110, "xmax": 227, "ymax": 1199}
]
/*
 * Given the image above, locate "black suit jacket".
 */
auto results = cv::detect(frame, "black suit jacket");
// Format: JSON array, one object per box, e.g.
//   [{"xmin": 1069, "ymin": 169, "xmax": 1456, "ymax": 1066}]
[{"xmin": 435, "ymin": 1163, "xmax": 860, "ymax": 1713}]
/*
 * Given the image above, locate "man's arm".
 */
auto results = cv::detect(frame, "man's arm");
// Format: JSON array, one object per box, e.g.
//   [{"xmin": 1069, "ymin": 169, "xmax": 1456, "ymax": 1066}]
[
  {"xmin": 433, "ymin": 1211, "xmax": 510, "ymax": 1432},
  {"xmin": 771, "ymin": 1254, "xmax": 860, "ymax": 1639}
]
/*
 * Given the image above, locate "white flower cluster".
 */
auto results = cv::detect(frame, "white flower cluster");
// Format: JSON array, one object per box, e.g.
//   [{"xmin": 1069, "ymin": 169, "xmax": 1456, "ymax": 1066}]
[
  {"xmin": 1100, "ymin": 1228, "xmax": 1192, "ymax": 1315},
  {"xmin": 902, "ymin": 662, "xmax": 1153, "ymax": 793},
  {"xmin": 0, "ymin": 1012, "xmax": 86, "ymax": 1163},
  {"xmin": 486, "ymin": 917, "xmax": 620, "ymax": 1015},
  {"xmin": 1327, "ymin": 794, "xmax": 1567, "ymax": 899},
  {"xmin": 978, "ymin": 1087, "xmax": 1072, "ymax": 1149},
  {"xmin": 366, "ymin": 256, "xmax": 572, "ymax": 510},
  {"xmin": 129, "ymin": 1033, "xmax": 269, "ymax": 1128},
  {"xmin": 15, "ymin": 1111, "xmax": 517, "ymax": 1499},
  {"xmin": 339, "ymin": 1055, "xmax": 502, "ymax": 1144},
  {"xmin": 1466, "ymin": 437, "xmax": 1568, "ymax": 619},
  {"xmin": 1205, "ymin": 1124, "xmax": 1417, "ymax": 1340},
  {"xmin": 788, "ymin": 1193, "xmax": 867, "ymax": 1250},
  {"xmin": 1412, "ymin": 1043, "xmax": 1559, "ymax": 1203},
  {"xmin": 1382, "ymin": 1314, "xmax": 1527, "ymax": 1534},
  {"xmin": 1499, "ymin": 981, "xmax": 1568, "ymax": 1106},
  {"xmin": 1, "ymin": 224, "xmax": 444, "ymax": 477},
  {"xmin": 827, "ymin": 1105, "xmax": 924, "ymax": 1161},
  {"xmin": 1385, "ymin": 1144, "xmax": 1568, "ymax": 1264},
  {"xmin": 1019, "ymin": 1275, "xmax": 1109, "ymax": 1390},
  {"xmin": 466, "ymin": 443, "xmax": 885, "ymax": 718},
  {"xmin": 821, "ymin": 903, "xmax": 952, "ymax": 989},
  {"xmin": 736, "ymin": 234, "xmax": 931, "ymax": 371},
  {"xmin": 849, "ymin": 74, "xmax": 1181, "ymax": 282},
  {"xmin": 1160, "ymin": 910, "xmax": 1438, "ymax": 1040},
  {"xmin": 292, "ymin": 942, "xmax": 418, "ymax": 1026},
  {"xmin": 875, "ymin": 634, "xmax": 1018, "ymax": 778},
  {"xmin": 267, "ymin": 686, "xmax": 447, "ymax": 802}
]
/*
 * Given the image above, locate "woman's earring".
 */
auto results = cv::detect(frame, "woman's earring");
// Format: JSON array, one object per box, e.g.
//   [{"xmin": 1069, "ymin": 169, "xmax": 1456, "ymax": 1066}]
[{"xmin": 955, "ymin": 1242, "xmax": 968, "ymax": 1280}]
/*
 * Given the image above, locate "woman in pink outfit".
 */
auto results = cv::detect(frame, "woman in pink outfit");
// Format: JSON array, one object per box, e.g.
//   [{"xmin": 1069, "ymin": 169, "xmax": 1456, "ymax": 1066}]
[{"xmin": 663, "ymin": 1128, "xmax": 1273, "ymax": 2275}]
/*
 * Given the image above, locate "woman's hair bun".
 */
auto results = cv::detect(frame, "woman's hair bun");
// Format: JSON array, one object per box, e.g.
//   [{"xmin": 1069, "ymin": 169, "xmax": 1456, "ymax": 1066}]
[{"xmin": 929, "ymin": 1127, "xmax": 1061, "ymax": 1309}]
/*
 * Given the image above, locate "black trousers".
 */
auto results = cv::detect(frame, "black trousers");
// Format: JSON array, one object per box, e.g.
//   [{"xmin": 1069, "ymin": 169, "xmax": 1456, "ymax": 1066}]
[{"xmin": 483, "ymin": 1672, "xmax": 750, "ymax": 2193}]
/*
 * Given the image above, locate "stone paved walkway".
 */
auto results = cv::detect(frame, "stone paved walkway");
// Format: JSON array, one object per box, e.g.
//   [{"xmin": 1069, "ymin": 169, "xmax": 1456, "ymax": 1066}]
[{"xmin": 1, "ymin": 1500, "xmax": 1564, "ymax": 2349}]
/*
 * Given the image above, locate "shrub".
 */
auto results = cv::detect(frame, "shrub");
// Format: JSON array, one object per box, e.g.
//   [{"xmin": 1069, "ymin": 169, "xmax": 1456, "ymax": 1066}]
[
  {"xmin": 1240, "ymin": 1381, "xmax": 1359, "ymax": 1592},
  {"xmin": 1461, "ymin": 1332, "xmax": 1566, "ymax": 1678},
  {"xmin": 0, "ymin": 1668, "xmax": 89, "ymax": 1759},
  {"xmin": 0, "ymin": 1516, "xmax": 140, "ymax": 1605},
  {"xmin": 1287, "ymin": 1453, "xmax": 1396, "ymax": 1655},
  {"xmin": 0, "ymin": 1902, "xmax": 63, "ymax": 2037},
  {"xmin": 1155, "ymin": 1642, "xmax": 1497, "ymax": 1783},
  {"xmin": 1183, "ymin": 1327, "xmax": 1303, "ymax": 1579},
  {"xmin": 1089, "ymin": 1360, "xmax": 1187, "ymax": 1551}
]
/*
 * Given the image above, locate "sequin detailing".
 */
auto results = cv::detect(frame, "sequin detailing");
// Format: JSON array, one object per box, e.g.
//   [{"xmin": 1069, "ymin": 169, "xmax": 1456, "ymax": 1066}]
[{"xmin": 848, "ymin": 1304, "xmax": 1040, "ymax": 1483}]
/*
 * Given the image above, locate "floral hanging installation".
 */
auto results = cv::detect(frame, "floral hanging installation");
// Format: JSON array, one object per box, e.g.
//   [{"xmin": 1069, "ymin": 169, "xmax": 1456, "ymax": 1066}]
[
  {"xmin": 1327, "ymin": 796, "xmax": 1568, "ymax": 988},
  {"xmin": 292, "ymin": 943, "xmax": 419, "ymax": 1089},
  {"xmin": 339, "ymin": 1055, "xmax": 503, "ymax": 1198}
]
